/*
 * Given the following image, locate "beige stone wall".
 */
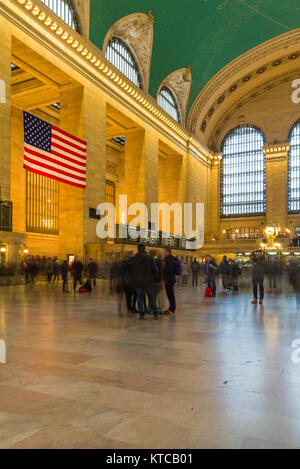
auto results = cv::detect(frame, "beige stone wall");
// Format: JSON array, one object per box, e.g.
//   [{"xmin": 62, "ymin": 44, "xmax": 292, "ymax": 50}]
[{"xmin": 0, "ymin": 17, "xmax": 11, "ymax": 201}]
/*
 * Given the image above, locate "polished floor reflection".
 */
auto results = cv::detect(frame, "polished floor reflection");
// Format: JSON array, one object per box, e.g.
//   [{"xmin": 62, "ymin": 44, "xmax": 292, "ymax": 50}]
[{"xmin": 1, "ymin": 280, "xmax": 300, "ymax": 449}]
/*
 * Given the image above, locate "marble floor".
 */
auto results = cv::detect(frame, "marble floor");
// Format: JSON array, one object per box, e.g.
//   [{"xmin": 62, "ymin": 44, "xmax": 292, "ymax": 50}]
[{"xmin": 1, "ymin": 280, "xmax": 300, "ymax": 449}]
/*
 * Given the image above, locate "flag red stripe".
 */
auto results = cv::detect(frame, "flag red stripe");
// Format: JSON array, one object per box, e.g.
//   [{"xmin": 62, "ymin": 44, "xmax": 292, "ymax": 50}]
[
  {"xmin": 51, "ymin": 149, "xmax": 86, "ymax": 168},
  {"xmin": 24, "ymin": 155, "xmax": 86, "ymax": 182},
  {"xmin": 24, "ymin": 147, "xmax": 86, "ymax": 175},
  {"xmin": 52, "ymin": 133, "xmax": 87, "ymax": 153},
  {"xmin": 25, "ymin": 146, "xmax": 86, "ymax": 174},
  {"xmin": 51, "ymin": 141, "xmax": 86, "ymax": 160},
  {"xmin": 52, "ymin": 125, "xmax": 87, "ymax": 146},
  {"xmin": 24, "ymin": 164, "xmax": 86, "ymax": 189}
]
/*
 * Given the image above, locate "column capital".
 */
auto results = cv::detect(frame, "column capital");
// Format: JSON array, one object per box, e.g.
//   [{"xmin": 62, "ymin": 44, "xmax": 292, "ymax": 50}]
[
  {"xmin": 263, "ymin": 143, "xmax": 290, "ymax": 161},
  {"xmin": 208, "ymin": 152, "xmax": 222, "ymax": 167}
]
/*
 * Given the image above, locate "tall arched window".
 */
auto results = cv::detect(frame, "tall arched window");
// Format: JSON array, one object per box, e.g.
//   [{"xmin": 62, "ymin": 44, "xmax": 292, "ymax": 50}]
[
  {"xmin": 105, "ymin": 37, "xmax": 142, "ymax": 89},
  {"xmin": 158, "ymin": 87, "xmax": 180, "ymax": 122},
  {"xmin": 40, "ymin": 0, "xmax": 81, "ymax": 32},
  {"xmin": 288, "ymin": 119, "xmax": 300, "ymax": 213},
  {"xmin": 221, "ymin": 125, "xmax": 266, "ymax": 218}
]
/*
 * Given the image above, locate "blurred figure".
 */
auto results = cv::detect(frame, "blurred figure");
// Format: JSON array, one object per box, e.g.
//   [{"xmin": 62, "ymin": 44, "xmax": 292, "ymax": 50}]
[
  {"xmin": 220, "ymin": 255, "xmax": 230, "ymax": 289},
  {"xmin": 163, "ymin": 247, "xmax": 178, "ymax": 315},
  {"xmin": 150, "ymin": 250, "xmax": 164, "ymax": 314},
  {"xmin": 251, "ymin": 251, "xmax": 266, "ymax": 304},
  {"xmin": 128, "ymin": 244, "xmax": 158, "ymax": 320},
  {"xmin": 88, "ymin": 258, "xmax": 98, "ymax": 288},
  {"xmin": 204, "ymin": 255, "xmax": 219, "ymax": 297},
  {"xmin": 267, "ymin": 257, "xmax": 278, "ymax": 292},
  {"xmin": 190, "ymin": 258, "xmax": 201, "ymax": 286},
  {"xmin": 46, "ymin": 258, "xmax": 53, "ymax": 284},
  {"xmin": 52, "ymin": 257, "xmax": 60, "ymax": 284},
  {"xmin": 181, "ymin": 262, "xmax": 189, "ymax": 286},
  {"xmin": 72, "ymin": 256, "xmax": 83, "ymax": 292},
  {"xmin": 60, "ymin": 259, "xmax": 69, "ymax": 292},
  {"xmin": 23, "ymin": 258, "xmax": 30, "ymax": 285},
  {"xmin": 122, "ymin": 252, "xmax": 137, "ymax": 315},
  {"xmin": 229, "ymin": 259, "xmax": 241, "ymax": 291}
]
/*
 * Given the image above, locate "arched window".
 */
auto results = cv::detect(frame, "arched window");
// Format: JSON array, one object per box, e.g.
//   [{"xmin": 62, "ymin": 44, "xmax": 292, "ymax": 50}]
[
  {"xmin": 40, "ymin": 0, "xmax": 80, "ymax": 32},
  {"xmin": 288, "ymin": 119, "xmax": 300, "ymax": 213},
  {"xmin": 105, "ymin": 37, "xmax": 142, "ymax": 89},
  {"xmin": 158, "ymin": 87, "xmax": 180, "ymax": 122},
  {"xmin": 221, "ymin": 125, "xmax": 266, "ymax": 218}
]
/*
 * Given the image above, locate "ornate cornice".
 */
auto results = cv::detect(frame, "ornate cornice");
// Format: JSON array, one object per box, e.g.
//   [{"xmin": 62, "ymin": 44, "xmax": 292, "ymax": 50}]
[
  {"xmin": 188, "ymin": 28, "xmax": 300, "ymax": 137},
  {"xmin": 263, "ymin": 143, "xmax": 290, "ymax": 161},
  {"xmin": 4, "ymin": 0, "xmax": 212, "ymax": 164}
]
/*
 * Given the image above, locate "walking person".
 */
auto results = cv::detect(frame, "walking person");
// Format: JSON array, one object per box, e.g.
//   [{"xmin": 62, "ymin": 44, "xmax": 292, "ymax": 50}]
[
  {"xmin": 229, "ymin": 260, "xmax": 241, "ymax": 291},
  {"xmin": 204, "ymin": 255, "xmax": 219, "ymax": 297},
  {"xmin": 181, "ymin": 262, "xmax": 189, "ymax": 286},
  {"xmin": 128, "ymin": 244, "xmax": 159, "ymax": 320},
  {"xmin": 88, "ymin": 258, "xmax": 98, "ymax": 288},
  {"xmin": 46, "ymin": 258, "xmax": 53, "ymax": 284},
  {"xmin": 190, "ymin": 258, "xmax": 201, "ymax": 286},
  {"xmin": 251, "ymin": 251, "xmax": 266, "ymax": 304},
  {"xmin": 60, "ymin": 259, "xmax": 69, "ymax": 292},
  {"xmin": 163, "ymin": 247, "xmax": 178, "ymax": 315},
  {"xmin": 72, "ymin": 256, "xmax": 83, "ymax": 292},
  {"xmin": 52, "ymin": 258, "xmax": 60, "ymax": 284},
  {"xmin": 220, "ymin": 255, "xmax": 230, "ymax": 289},
  {"xmin": 267, "ymin": 257, "xmax": 278, "ymax": 292}
]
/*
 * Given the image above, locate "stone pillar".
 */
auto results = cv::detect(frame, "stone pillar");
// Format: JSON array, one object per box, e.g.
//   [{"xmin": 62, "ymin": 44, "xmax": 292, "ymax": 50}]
[
  {"xmin": 59, "ymin": 85, "xmax": 106, "ymax": 260},
  {"xmin": 0, "ymin": 18, "xmax": 11, "ymax": 201},
  {"xmin": 123, "ymin": 128, "xmax": 159, "ymax": 227},
  {"xmin": 59, "ymin": 86, "xmax": 85, "ymax": 259},
  {"xmin": 263, "ymin": 143, "xmax": 290, "ymax": 229},
  {"xmin": 158, "ymin": 153, "xmax": 185, "ymax": 234},
  {"xmin": 83, "ymin": 87, "xmax": 106, "ymax": 248},
  {"xmin": 207, "ymin": 154, "xmax": 221, "ymax": 240}
]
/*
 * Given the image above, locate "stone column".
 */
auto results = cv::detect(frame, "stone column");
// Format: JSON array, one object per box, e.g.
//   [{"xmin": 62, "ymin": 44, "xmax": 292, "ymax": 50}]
[
  {"xmin": 158, "ymin": 153, "xmax": 185, "ymax": 234},
  {"xmin": 123, "ymin": 128, "xmax": 159, "ymax": 227},
  {"xmin": 207, "ymin": 154, "xmax": 222, "ymax": 240},
  {"xmin": 263, "ymin": 143, "xmax": 290, "ymax": 229},
  {"xmin": 0, "ymin": 17, "xmax": 11, "ymax": 201},
  {"xmin": 59, "ymin": 85, "xmax": 106, "ymax": 260}
]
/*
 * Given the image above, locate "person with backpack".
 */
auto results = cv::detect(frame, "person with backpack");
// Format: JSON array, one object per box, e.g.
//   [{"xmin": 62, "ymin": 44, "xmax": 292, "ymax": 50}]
[
  {"xmin": 204, "ymin": 255, "xmax": 219, "ymax": 297},
  {"xmin": 163, "ymin": 247, "xmax": 179, "ymax": 315}
]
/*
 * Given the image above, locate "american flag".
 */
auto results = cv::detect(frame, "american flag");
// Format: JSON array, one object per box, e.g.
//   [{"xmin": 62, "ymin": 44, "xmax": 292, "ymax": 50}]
[{"xmin": 23, "ymin": 111, "xmax": 87, "ymax": 189}]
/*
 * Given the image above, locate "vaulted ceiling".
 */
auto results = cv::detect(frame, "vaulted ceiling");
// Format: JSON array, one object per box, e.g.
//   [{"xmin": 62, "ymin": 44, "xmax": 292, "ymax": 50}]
[{"xmin": 89, "ymin": 0, "xmax": 300, "ymax": 113}]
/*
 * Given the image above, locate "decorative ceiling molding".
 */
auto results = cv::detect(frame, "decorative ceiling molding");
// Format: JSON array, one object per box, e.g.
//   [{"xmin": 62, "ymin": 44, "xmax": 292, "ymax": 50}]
[
  {"xmin": 212, "ymin": 74, "xmax": 300, "ymax": 151},
  {"xmin": 187, "ymin": 28, "xmax": 300, "ymax": 139},
  {"xmin": 5, "ymin": 0, "xmax": 213, "ymax": 166},
  {"xmin": 103, "ymin": 12, "xmax": 153, "ymax": 93},
  {"xmin": 157, "ymin": 67, "xmax": 192, "ymax": 125}
]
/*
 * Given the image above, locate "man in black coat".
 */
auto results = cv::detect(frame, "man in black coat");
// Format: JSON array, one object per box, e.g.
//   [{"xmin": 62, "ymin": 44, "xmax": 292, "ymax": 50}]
[
  {"xmin": 72, "ymin": 256, "xmax": 83, "ymax": 292},
  {"xmin": 190, "ymin": 258, "xmax": 201, "ymax": 286},
  {"xmin": 128, "ymin": 244, "xmax": 158, "ymax": 320},
  {"xmin": 163, "ymin": 247, "xmax": 178, "ymax": 315},
  {"xmin": 251, "ymin": 251, "xmax": 266, "ymax": 304}
]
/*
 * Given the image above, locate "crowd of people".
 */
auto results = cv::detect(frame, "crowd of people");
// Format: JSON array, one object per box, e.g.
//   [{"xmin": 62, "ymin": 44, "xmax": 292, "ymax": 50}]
[
  {"xmin": 19, "ymin": 249, "xmax": 300, "ymax": 316},
  {"xmin": 21, "ymin": 255, "xmax": 98, "ymax": 292}
]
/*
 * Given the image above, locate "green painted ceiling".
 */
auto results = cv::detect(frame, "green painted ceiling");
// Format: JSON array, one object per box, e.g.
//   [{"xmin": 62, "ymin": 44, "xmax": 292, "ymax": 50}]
[{"xmin": 89, "ymin": 0, "xmax": 300, "ymax": 117}]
